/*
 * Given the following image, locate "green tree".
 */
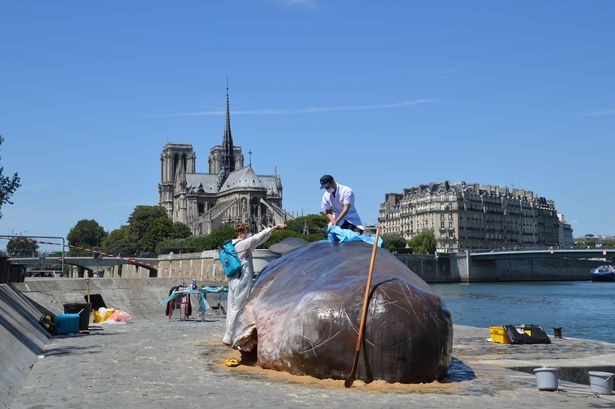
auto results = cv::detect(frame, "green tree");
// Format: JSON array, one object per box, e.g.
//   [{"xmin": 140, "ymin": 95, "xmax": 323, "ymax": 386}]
[
  {"xmin": 126, "ymin": 205, "xmax": 192, "ymax": 253},
  {"xmin": 0, "ymin": 135, "xmax": 21, "ymax": 217},
  {"xmin": 408, "ymin": 230, "xmax": 437, "ymax": 255},
  {"xmin": 155, "ymin": 223, "xmax": 327, "ymax": 254},
  {"xmin": 127, "ymin": 206, "xmax": 168, "ymax": 242},
  {"xmin": 190, "ymin": 226, "xmax": 236, "ymax": 251},
  {"xmin": 155, "ymin": 226, "xmax": 236, "ymax": 254},
  {"xmin": 141, "ymin": 218, "xmax": 176, "ymax": 253},
  {"xmin": 102, "ymin": 226, "xmax": 139, "ymax": 257},
  {"xmin": 382, "ymin": 236, "xmax": 407, "ymax": 252},
  {"xmin": 155, "ymin": 238, "xmax": 198, "ymax": 255},
  {"xmin": 575, "ymin": 240, "xmax": 596, "ymax": 248},
  {"xmin": 7, "ymin": 235, "xmax": 39, "ymax": 257},
  {"xmin": 170, "ymin": 221, "xmax": 192, "ymax": 238},
  {"xmin": 262, "ymin": 230, "xmax": 304, "ymax": 248},
  {"xmin": 285, "ymin": 214, "xmax": 328, "ymax": 238},
  {"xmin": 67, "ymin": 219, "xmax": 107, "ymax": 256}
]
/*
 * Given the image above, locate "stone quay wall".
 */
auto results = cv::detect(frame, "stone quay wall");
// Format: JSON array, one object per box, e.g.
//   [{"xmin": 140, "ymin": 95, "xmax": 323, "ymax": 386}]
[
  {"xmin": 395, "ymin": 254, "xmax": 457, "ymax": 283},
  {"xmin": 155, "ymin": 249, "xmax": 279, "ymax": 281},
  {"xmin": 68, "ymin": 249, "xmax": 602, "ymax": 283},
  {"xmin": 67, "ymin": 249, "xmax": 278, "ymax": 281},
  {"xmin": 398, "ymin": 252, "xmax": 602, "ymax": 282}
]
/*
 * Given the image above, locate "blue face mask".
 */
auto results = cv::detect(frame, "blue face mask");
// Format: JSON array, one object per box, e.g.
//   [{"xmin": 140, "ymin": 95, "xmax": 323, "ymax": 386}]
[{"xmin": 326, "ymin": 187, "xmax": 335, "ymax": 194}]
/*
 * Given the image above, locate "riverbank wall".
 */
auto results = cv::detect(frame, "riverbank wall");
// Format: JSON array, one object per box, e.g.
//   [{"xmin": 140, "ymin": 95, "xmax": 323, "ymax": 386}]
[
  {"xmin": 33, "ymin": 248, "xmax": 608, "ymax": 284},
  {"xmin": 396, "ymin": 253, "xmax": 603, "ymax": 282}
]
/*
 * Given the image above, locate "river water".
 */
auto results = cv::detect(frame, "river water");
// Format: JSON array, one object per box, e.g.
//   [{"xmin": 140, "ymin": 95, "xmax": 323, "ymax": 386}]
[{"xmin": 431, "ymin": 281, "xmax": 615, "ymax": 344}]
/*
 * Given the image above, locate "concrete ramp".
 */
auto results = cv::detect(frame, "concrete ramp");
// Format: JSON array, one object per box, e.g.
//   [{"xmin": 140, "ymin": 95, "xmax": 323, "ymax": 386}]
[
  {"xmin": 12, "ymin": 277, "xmax": 225, "ymax": 319},
  {"xmin": 0, "ymin": 284, "xmax": 51, "ymax": 409}
]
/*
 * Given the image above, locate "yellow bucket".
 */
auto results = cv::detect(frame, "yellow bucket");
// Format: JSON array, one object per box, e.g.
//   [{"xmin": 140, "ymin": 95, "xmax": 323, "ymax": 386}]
[{"xmin": 489, "ymin": 326, "xmax": 511, "ymax": 344}]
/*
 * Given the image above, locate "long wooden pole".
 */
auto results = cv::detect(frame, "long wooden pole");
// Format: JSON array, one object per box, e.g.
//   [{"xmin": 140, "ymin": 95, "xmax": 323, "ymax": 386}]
[{"xmin": 344, "ymin": 227, "xmax": 380, "ymax": 388}]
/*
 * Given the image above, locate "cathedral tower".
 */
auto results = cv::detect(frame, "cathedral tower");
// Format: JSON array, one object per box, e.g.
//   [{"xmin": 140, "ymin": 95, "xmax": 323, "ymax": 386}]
[{"xmin": 159, "ymin": 143, "xmax": 196, "ymax": 219}]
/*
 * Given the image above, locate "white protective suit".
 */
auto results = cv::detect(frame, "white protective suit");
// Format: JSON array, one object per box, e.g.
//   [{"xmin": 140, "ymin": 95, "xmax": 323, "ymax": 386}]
[{"xmin": 223, "ymin": 226, "xmax": 276, "ymax": 345}]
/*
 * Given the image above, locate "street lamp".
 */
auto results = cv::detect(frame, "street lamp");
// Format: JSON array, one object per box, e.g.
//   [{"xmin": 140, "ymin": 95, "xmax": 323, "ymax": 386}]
[
  {"xmin": 38, "ymin": 252, "xmax": 45, "ymax": 277},
  {"xmin": 93, "ymin": 248, "xmax": 102, "ymax": 277},
  {"xmin": 168, "ymin": 252, "xmax": 174, "ymax": 278}
]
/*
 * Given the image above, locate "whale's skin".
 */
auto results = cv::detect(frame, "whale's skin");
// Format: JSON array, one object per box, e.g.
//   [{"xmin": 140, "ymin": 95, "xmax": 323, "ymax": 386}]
[{"xmin": 232, "ymin": 241, "xmax": 453, "ymax": 383}]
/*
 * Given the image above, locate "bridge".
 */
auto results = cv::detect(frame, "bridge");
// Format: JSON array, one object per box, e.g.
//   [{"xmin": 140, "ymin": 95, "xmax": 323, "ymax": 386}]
[
  {"xmin": 395, "ymin": 247, "xmax": 614, "ymax": 283},
  {"xmin": 456, "ymin": 247, "xmax": 614, "ymax": 282},
  {"xmin": 9, "ymin": 256, "xmax": 159, "ymax": 276},
  {"xmin": 469, "ymin": 248, "xmax": 615, "ymax": 262}
]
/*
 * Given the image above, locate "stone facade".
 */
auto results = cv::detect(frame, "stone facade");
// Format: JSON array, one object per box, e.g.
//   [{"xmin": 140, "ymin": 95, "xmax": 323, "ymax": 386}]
[
  {"xmin": 159, "ymin": 90, "xmax": 292, "ymax": 235},
  {"xmin": 378, "ymin": 181, "xmax": 570, "ymax": 252},
  {"xmin": 558, "ymin": 213, "xmax": 573, "ymax": 248}
]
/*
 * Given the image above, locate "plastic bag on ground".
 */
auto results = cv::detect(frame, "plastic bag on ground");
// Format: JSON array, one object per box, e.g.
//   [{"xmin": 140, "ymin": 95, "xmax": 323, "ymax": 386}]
[
  {"xmin": 93, "ymin": 307, "xmax": 115, "ymax": 323},
  {"xmin": 99, "ymin": 309, "xmax": 132, "ymax": 325},
  {"xmin": 109, "ymin": 310, "xmax": 132, "ymax": 322}
]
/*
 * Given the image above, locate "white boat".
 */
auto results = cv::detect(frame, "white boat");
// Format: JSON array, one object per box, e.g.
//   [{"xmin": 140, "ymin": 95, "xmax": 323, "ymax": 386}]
[{"xmin": 591, "ymin": 265, "xmax": 615, "ymax": 282}]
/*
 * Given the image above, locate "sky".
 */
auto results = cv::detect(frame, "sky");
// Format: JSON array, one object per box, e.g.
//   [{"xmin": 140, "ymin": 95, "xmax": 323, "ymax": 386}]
[{"xmin": 1, "ymin": 1, "xmax": 614, "ymax": 240}]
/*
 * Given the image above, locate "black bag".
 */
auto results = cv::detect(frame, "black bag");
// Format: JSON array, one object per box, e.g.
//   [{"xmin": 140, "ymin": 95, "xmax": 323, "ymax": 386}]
[{"xmin": 504, "ymin": 324, "xmax": 551, "ymax": 344}]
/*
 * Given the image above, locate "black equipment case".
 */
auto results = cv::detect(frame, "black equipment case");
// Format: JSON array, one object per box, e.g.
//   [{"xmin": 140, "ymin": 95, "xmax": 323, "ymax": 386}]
[{"xmin": 504, "ymin": 324, "xmax": 551, "ymax": 344}]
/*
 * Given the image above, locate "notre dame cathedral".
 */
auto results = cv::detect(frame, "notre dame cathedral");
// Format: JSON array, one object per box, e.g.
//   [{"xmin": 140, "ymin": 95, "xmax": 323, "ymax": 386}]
[{"xmin": 158, "ymin": 90, "xmax": 292, "ymax": 235}]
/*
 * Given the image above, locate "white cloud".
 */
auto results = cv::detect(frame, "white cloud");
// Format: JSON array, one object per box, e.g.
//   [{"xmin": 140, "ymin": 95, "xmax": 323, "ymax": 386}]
[{"xmin": 147, "ymin": 99, "xmax": 437, "ymax": 118}]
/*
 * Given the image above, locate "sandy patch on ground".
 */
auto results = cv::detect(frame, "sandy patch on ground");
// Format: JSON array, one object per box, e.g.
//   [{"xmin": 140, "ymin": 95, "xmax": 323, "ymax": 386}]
[{"xmin": 202, "ymin": 340, "xmax": 465, "ymax": 394}]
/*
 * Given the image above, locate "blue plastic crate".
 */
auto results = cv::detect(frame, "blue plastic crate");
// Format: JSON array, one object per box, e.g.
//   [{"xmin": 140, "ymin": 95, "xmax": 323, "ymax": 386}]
[{"xmin": 54, "ymin": 313, "xmax": 80, "ymax": 335}]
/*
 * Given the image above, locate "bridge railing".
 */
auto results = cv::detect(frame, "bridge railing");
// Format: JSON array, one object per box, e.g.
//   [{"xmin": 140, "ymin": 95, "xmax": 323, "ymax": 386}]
[
  {"xmin": 468, "ymin": 245, "xmax": 615, "ymax": 254},
  {"xmin": 0, "ymin": 235, "xmax": 66, "ymax": 276}
]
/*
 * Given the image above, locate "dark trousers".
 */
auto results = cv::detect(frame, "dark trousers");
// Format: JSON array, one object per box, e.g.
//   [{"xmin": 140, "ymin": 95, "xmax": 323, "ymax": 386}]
[{"xmin": 340, "ymin": 220, "xmax": 364, "ymax": 235}]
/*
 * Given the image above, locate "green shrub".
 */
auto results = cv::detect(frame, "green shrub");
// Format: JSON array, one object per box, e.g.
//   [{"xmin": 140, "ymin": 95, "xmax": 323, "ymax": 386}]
[
  {"xmin": 190, "ymin": 226, "xmax": 236, "ymax": 251},
  {"xmin": 155, "ymin": 238, "xmax": 198, "ymax": 255},
  {"xmin": 382, "ymin": 236, "xmax": 408, "ymax": 252}
]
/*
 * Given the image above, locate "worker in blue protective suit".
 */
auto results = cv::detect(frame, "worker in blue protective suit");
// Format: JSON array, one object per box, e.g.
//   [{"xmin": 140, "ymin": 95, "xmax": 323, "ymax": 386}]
[{"xmin": 223, "ymin": 222, "xmax": 286, "ymax": 345}]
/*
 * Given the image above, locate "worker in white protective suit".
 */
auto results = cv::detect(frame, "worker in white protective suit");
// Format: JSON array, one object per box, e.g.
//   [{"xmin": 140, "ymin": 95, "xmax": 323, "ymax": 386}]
[{"xmin": 223, "ymin": 222, "xmax": 286, "ymax": 345}]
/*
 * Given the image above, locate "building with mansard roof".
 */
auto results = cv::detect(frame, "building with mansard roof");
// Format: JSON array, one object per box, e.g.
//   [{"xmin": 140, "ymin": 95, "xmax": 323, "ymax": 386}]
[
  {"xmin": 378, "ymin": 181, "xmax": 571, "ymax": 252},
  {"xmin": 158, "ymin": 90, "xmax": 292, "ymax": 235}
]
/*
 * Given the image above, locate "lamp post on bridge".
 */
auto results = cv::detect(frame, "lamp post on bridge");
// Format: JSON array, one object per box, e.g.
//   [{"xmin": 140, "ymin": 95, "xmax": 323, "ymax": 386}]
[
  {"xmin": 93, "ymin": 248, "xmax": 102, "ymax": 277},
  {"xmin": 168, "ymin": 252, "xmax": 174, "ymax": 278},
  {"xmin": 38, "ymin": 252, "xmax": 45, "ymax": 276}
]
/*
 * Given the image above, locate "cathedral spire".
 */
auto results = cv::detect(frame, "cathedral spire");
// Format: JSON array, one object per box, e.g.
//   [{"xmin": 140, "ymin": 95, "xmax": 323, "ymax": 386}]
[{"xmin": 221, "ymin": 79, "xmax": 236, "ymax": 175}]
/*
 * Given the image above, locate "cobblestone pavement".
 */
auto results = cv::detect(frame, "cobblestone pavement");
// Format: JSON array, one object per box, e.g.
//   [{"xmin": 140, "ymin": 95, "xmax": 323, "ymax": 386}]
[{"xmin": 10, "ymin": 316, "xmax": 615, "ymax": 409}]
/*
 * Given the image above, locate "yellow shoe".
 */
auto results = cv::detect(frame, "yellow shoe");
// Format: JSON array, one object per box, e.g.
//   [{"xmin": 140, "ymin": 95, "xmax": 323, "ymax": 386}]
[{"xmin": 225, "ymin": 358, "xmax": 240, "ymax": 367}]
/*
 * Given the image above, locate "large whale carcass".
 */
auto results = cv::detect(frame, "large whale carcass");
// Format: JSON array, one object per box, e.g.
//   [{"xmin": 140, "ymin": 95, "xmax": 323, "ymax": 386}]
[{"xmin": 231, "ymin": 240, "xmax": 453, "ymax": 383}]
